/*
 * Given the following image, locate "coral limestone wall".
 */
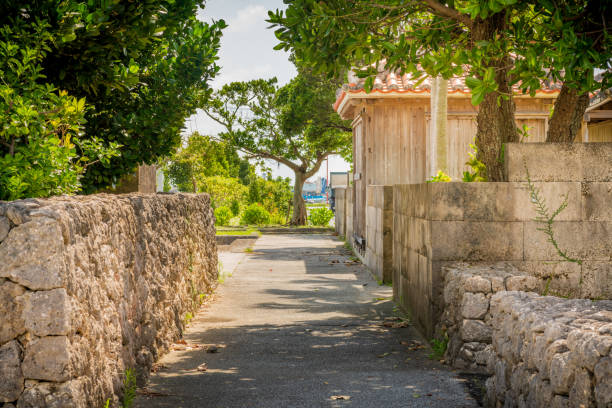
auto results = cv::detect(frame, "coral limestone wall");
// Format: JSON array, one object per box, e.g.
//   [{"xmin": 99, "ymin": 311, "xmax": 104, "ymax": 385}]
[
  {"xmin": 486, "ymin": 292, "xmax": 612, "ymax": 408},
  {"xmin": 0, "ymin": 194, "xmax": 217, "ymax": 407}
]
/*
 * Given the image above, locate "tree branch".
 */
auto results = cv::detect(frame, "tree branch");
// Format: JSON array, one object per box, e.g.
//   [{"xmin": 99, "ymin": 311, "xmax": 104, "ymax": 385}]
[{"xmin": 420, "ymin": 0, "xmax": 472, "ymax": 27}]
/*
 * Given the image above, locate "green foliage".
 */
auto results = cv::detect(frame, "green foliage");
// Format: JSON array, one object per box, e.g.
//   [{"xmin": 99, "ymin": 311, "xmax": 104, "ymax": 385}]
[
  {"xmin": 429, "ymin": 334, "xmax": 449, "ymax": 361},
  {"xmin": 240, "ymin": 204, "xmax": 271, "ymax": 225},
  {"xmin": 308, "ymin": 207, "xmax": 334, "ymax": 226},
  {"xmin": 230, "ymin": 199, "xmax": 241, "ymax": 216},
  {"xmin": 164, "ymin": 132, "xmax": 252, "ymax": 193},
  {"xmin": 0, "ymin": 22, "xmax": 119, "ymax": 200},
  {"xmin": 462, "ymin": 144, "xmax": 487, "ymax": 182},
  {"xmin": 214, "ymin": 206, "xmax": 232, "ymax": 226},
  {"xmin": 202, "ymin": 70, "xmax": 351, "ymax": 225},
  {"xmin": 524, "ymin": 162, "xmax": 582, "ymax": 265},
  {"xmin": 184, "ymin": 312, "xmax": 194, "ymax": 326},
  {"xmin": 200, "ymin": 176, "xmax": 248, "ymax": 209},
  {"xmin": 427, "ymin": 171, "xmax": 452, "ymax": 183},
  {"xmin": 0, "ymin": 1, "xmax": 226, "ymax": 192},
  {"xmin": 247, "ymin": 176, "xmax": 293, "ymax": 222},
  {"xmin": 268, "ymin": 1, "xmax": 610, "ymax": 99},
  {"xmin": 122, "ymin": 368, "xmax": 137, "ymax": 408}
]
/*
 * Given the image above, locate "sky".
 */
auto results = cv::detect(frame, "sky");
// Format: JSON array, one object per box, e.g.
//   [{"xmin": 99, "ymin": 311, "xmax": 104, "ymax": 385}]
[{"xmin": 186, "ymin": 0, "xmax": 350, "ymax": 183}]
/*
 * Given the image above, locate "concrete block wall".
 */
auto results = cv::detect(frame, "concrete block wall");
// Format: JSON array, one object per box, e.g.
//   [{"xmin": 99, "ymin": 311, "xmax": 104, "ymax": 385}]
[
  {"xmin": 0, "ymin": 194, "xmax": 217, "ymax": 407},
  {"xmin": 334, "ymin": 187, "xmax": 347, "ymax": 238},
  {"xmin": 346, "ymin": 185, "xmax": 354, "ymax": 244},
  {"xmin": 393, "ymin": 179, "xmax": 612, "ymax": 338},
  {"xmin": 365, "ymin": 185, "xmax": 394, "ymax": 283}
]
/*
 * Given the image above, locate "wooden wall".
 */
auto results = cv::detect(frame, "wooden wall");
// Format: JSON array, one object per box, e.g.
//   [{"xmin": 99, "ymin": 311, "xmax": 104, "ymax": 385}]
[
  {"xmin": 586, "ymin": 120, "xmax": 612, "ymax": 142},
  {"xmin": 361, "ymin": 99, "xmax": 428, "ymax": 186}
]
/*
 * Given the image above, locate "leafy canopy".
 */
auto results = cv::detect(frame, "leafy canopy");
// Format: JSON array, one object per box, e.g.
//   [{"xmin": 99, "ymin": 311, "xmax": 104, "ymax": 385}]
[
  {"xmin": 0, "ymin": 21, "xmax": 118, "ymax": 200},
  {"xmin": 268, "ymin": 0, "xmax": 610, "ymax": 104},
  {"xmin": 0, "ymin": 0, "xmax": 226, "ymax": 193},
  {"xmin": 203, "ymin": 76, "xmax": 351, "ymax": 175}
]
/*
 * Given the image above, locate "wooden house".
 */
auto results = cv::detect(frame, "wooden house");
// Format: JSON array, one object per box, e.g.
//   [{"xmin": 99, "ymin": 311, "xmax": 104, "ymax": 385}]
[
  {"xmin": 334, "ymin": 68, "xmax": 560, "ymax": 281},
  {"xmin": 581, "ymin": 91, "xmax": 612, "ymax": 142}
]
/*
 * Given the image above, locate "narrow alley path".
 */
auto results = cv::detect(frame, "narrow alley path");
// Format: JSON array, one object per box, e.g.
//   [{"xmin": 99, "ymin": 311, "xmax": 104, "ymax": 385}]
[{"xmin": 135, "ymin": 234, "xmax": 478, "ymax": 408}]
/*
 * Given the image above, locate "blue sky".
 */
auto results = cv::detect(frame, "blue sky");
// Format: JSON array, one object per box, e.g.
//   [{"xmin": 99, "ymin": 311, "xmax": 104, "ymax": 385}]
[{"xmin": 187, "ymin": 0, "xmax": 350, "ymax": 181}]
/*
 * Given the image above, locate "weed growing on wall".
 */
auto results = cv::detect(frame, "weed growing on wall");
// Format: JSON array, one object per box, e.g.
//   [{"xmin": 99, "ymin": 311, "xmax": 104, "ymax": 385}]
[
  {"xmin": 428, "ymin": 334, "xmax": 448, "ymax": 361},
  {"xmin": 427, "ymin": 170, "xmax": 451, "ymax": 183},
  {"xmin": 524, "ymin": 162, "xmax": 582, "ymax": 265}
]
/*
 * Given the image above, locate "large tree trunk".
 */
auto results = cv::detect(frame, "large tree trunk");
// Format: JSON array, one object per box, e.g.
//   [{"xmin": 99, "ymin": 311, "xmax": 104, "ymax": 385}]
[
  {"xmin": 290, "ymin": 171, "xmax": 307, "ymax": 225},
  {"xmin": 546, "ymin": 84, "xmax": 589, "ymax": 142},
  {"xmin": 473, "ymin": 14, "xmax": 518, "ymax": 182}
]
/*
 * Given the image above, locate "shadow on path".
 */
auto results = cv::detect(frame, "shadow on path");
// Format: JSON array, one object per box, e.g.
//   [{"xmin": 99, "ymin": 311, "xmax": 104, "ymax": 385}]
[{"xmin": 135, "ymin": 234, "xmax": 477, "ymax": 408}]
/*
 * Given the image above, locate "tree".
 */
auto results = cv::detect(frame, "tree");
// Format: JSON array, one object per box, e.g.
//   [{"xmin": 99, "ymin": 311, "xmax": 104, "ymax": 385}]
[
  {"xmin": 164, "ymin": 132, "xmax": 251, "ymax": 193},
  {"xmin": 507, "ymin": 0, "xmax": 610, "ymax": 142},
  {"xmin": 0, "ymin": 1, "xmax": 225, "ymax": 192},
  {"xmin": 268, "ymin": 0, "xmax": 611, "ymax": 180},
  {"xmin": 0, "ymin": 21, "xmax": 118, "ymax": 200},
  {"xmin": 203, "ymin": 76, "xmax": 351, "ymax": 225}
]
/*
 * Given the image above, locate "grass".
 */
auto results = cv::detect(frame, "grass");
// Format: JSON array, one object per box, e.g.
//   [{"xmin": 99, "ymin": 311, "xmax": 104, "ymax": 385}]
[
  {"xmin": 244, "ymin": 247, "xmax": 253, "ymax": 253},
  {"xmin": 216, "ymin": 229, "xmax": 261, "ymax": 236},
  {"xmin": 428, "ymin": 335, "xmax": 448, "ymax": 360},
  {"xmin": 103, "ymin": 368, "xmax": 137, "ymax": 408}
]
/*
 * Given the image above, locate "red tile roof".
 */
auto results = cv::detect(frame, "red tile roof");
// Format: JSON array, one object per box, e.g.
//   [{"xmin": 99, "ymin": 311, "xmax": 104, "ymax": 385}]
[{"xmin": 334, "ymin": 66, "xmax": 562, "ymax": 112}]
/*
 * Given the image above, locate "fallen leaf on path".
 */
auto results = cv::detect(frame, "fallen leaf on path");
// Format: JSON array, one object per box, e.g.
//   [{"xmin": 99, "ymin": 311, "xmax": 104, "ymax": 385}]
[
  {"xmin": 391, "ymin": 321, "xmax": 410, "ymax": 328},
  {"xmin": 176, "ymin": 339, "xmax": 187, "ymax": 345},
  {"xmin": 377, "ymin": 352, "xmax": 390, "ymax": 358},
  {"xmin": 197, "ymin": 363, "xmax": 208, "ymax": 372},
  {"xmin": 137, "ymin": 389, "xmax": 173, "ymax": 397},
  {"xmin": 151, "ymin": 363, "xmax": 167, "ymax": 373},
  {"xmin": 330, "ymin": 395, "xmax": 351, "ymax": 400}
]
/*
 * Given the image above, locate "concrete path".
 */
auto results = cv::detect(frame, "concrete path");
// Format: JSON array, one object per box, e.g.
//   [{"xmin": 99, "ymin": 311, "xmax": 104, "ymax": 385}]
[{"xmin": 135, "ymin": 234, "xmax": 478, "ymax": 408}]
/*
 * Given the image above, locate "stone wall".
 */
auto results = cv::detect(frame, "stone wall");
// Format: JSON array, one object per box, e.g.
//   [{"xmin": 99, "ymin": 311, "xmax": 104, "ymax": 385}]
[
  {"xmin": 0, "ymin": 194, "xmax": 217, "ymax": 407},
  {"xmin": 440, "ymin": 263, "xmax": 542, "ymax": 372},
  {"xmin": 345, "ymin": 185, "xmax": 354, "ymax": 243},
  {"xmin": 334, "ymin": 187, "xmax": 347, "ymax": 238},
  {"xmin": 505, "ymin": 143, "xmax": 612, "ymax": 182},
  {"xmin": 365, "ymin": 185, "xmax": 393, "ymax": 283},
  {"xmin": 393, "ymin": 177, "xmax": 612, "ymax": 337},
  {"xmin": 485, "ymin": 292, "xmax": 612, "ymax": 408}
]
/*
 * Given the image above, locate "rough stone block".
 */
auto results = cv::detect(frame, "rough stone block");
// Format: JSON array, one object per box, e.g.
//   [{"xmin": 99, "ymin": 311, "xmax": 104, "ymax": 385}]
[
  {"xmin": 23, "ymin": 289, "xmax": 71, "ymax": 337},
  {"xmin": 550, "ymin": 352, "xmax": 573, "ymax": 394},
  {"xmin": 0, "ymin": 341, "xmax": 24, "ymax": 402},
  {"xmin": 0, "ymin": 218, "xmax": 65, "ymax": 290},
  {"xmin": 22, "ymin": 336, "xmax": 71, "ymax": 382},
  {"xmin": 0, "ymin": 217, "xmax": 9, "ymax": 243},
  {"xmin": 464, "ymin": 275, "xmax": 492, "ymax": 293},
  {"xmin": 505, "ymin": 275, "xmax": 540, "ymax": 292},
  {"xmin": 430, "ymin": 221, "xmax": 524, "ymax": 261},
  {"xmin": 594, "ymin": 357, "xmax": 612, "ymax": 408},
  {"xmin": 462, "ymin": 319, "xmax": 493, "ymax": 343},
  {"xmin": 569, "ymin": 368, "xmax": 594, "ymax": 408},
  {"xmin": 550, "ymin": 395, "xmax": 570, "ymax": 408},
  {"xmin": 461, "ymin": 293, "xmax": 489, "ymax": 319},
  {"xmin": 0, "ymin": 281, "xmax": 26, "ymax": 344}
]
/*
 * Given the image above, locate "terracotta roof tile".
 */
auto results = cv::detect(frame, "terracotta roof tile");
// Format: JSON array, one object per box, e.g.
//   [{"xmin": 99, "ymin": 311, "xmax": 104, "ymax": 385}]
[{"xmin": 344, "ymin": 69, "xmax": 562, "ymax": 94}]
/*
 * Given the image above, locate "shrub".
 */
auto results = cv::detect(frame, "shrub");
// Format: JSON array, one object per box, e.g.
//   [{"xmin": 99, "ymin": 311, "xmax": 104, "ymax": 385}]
[
  {"xmin": 229, "ymin": 199, "xmax": 241, "ymax": 216},
  {"xmin": 308, "ymin": 207, "xmax": 334, "ymax": 226},
  {"xmin": 240, "ymin": 203, "xmax": 271, "ymax": 225},
  {"xmin": 214, "ymin": 206, "xmax": 232, "ymax": 226},
  {"xmin": 426, "ymin": 170, "xmax": 451, "ymax": 183}
]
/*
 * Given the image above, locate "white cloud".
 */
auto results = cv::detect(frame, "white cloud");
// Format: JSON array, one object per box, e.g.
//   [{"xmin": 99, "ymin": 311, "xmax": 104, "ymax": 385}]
[{"xmin": 226, "ymin": 5, "xmax": 268, "ymax": 33}]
